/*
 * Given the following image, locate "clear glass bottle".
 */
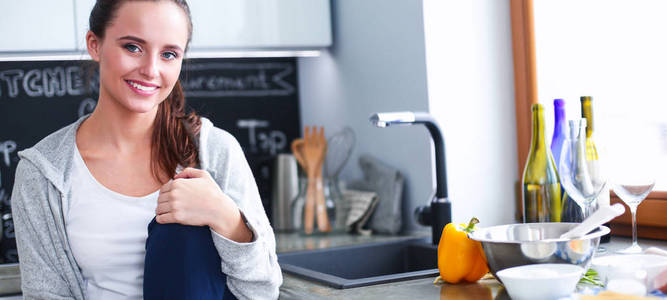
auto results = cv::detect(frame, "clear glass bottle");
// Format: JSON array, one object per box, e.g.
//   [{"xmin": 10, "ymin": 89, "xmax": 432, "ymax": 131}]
[
  {"xmin": 581, "ymin": 96, "xmax": 611, "ymax": 243},
  {"xmin": 523, "ymin": 103, "xmax": 562, "ymax": 223},
  {"xmin": 290, "ymin": 176, "xmax": 336, "ymax": 233},
  {"xmin": 327, "ymin": 178, "xmax": 346, "ymax": 231},
  {"xmin": 551, "ymin": 98, "xmax": 583, "ymax": 222}
]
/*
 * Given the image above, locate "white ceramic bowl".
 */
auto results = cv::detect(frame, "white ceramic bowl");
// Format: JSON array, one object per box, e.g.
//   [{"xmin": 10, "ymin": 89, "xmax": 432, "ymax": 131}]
[
  {"xmin": 592, "ymin": 254, "xmax": 667, "ymax": 287},
  {"xmin": 496, "ymin": 263, "xmax": 584, "ymax": 300}
]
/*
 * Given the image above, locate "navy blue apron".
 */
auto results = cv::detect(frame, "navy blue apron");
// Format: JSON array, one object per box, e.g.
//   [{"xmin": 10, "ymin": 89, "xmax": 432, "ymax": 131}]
[{"xmin": 143, "ymin": 218, "xmax": 238, "ymax": 300}]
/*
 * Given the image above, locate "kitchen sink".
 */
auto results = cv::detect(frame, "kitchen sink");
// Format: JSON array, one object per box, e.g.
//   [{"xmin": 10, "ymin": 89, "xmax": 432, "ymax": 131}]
[{"xmin": 278, "ymin": 237, "xmax": 438, "ymax": 289}]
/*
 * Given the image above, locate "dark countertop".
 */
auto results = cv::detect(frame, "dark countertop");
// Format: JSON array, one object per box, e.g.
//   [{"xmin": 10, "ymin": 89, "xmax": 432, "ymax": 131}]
[
  {"xmin": 1, "ymin": 233, "xmax": 664, "ymax": 299},
  {"xmin": 275, "ymin": 230, "xmax": 429, "ymax": 253},
  {"xmin": 276, "ymin": 232, "xmax": 667, "ymax": 300}
]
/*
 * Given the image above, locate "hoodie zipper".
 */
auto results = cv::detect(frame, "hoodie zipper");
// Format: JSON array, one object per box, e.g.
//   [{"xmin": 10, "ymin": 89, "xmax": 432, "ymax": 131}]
[{"xmin": 58, "ymin": 192, "xmax": 85, "ymax": 299}]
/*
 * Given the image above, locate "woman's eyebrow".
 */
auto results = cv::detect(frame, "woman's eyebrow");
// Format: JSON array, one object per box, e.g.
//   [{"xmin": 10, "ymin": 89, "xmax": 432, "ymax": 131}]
[
  {"xmin": 117, "ymin": 35, "xmax": 146, "ymax": 44},
  {"xmin": 164, "ymin": 44, "xmax": 184, "ymax": 53},
  {"xmin": 117, "ymin": 35, "xmax": 183, "ymax": 52}
]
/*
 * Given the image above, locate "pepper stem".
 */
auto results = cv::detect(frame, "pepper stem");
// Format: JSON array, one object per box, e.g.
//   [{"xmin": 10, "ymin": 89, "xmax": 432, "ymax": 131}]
[{"xmin": 463, "ymin": 217, "xmax": 479, "ymax": 233}]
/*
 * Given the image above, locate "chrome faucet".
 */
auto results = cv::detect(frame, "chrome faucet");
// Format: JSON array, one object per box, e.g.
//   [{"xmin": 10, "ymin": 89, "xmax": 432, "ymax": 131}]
[{"xmin": 369, "ymin": 111, "xmax": 451, "ymax": 245}]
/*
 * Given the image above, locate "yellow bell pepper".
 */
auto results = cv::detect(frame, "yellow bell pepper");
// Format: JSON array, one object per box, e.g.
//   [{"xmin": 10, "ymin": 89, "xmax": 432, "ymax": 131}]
[{"xmin": 437, "ymin": 217, "xmax": 489, "ymax": 284}]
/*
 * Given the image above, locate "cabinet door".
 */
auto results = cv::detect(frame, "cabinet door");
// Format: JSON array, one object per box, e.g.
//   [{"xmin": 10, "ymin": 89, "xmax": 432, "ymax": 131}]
[
  {"xmin": 74, "ymin": 0, "xmax": 96, "ymax": 51},
  {"xmin": 189, "ymin": 0, "xmax": 331, "ymax": 49},
  {"xmin": 0, "ymin": 1, "xmax": 76, "ymax": 52}
]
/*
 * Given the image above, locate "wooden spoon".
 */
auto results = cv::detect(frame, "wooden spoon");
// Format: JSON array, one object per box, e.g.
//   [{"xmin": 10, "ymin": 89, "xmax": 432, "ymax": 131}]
[
  {"xmin": 291, "ymin": 138, "xmax": 307, "ymax": 170},
  {"xmin": 304, "ymin": 126, "xmax": 331, "ymax": 233},
  {"xmin": 290, "ymin": 138, "xmax": 315, "ymax": 234}
]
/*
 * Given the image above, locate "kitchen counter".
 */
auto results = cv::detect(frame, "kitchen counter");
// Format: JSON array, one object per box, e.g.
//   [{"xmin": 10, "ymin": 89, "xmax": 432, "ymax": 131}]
[
  {"xmin": 0, "ymin": 234, "xmax": 663, "ymax": 299},
  {"xmin": 276, "ymin": 233, "xmax": 667, "ymax": 300}
]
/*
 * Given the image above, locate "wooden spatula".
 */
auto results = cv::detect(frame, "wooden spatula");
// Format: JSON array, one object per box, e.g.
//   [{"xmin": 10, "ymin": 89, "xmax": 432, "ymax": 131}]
[
  {"xmin": 291, "ymin": 138, "xmax": 315, "ymax": 234},
  {"xmin": 304, "ymin": 126, "xmax": 331, "ymax": 233}
]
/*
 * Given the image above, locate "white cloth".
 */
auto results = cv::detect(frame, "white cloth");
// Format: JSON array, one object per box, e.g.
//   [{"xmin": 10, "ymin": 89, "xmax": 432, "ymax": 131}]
[{"xmin": 64, "ymin": 145, "xmax": 159, "ymax": 299}]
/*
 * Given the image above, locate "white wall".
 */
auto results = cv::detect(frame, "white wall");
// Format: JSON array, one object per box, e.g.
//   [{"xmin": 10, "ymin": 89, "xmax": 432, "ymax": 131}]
[
  {"xmin": 299, "ymin": 0, "xmax": 519, "ymax": 231},
  {"xmin": 423, "ymin": 0, "xmax": 518, "ymax": 226},
  {"xmin": 298, "ymin": 0, "xmax": 433, "ymax": 232}
]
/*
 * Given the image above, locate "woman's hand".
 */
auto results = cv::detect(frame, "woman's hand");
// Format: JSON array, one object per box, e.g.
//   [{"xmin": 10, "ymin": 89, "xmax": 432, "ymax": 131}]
[{"xmin": 155, "ymin": 167, "xmax": 253, "ymax": 243}]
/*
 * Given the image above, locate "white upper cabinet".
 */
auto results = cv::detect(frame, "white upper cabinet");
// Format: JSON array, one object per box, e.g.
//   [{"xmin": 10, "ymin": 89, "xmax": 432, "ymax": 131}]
[
  {"xmin": 75, "ymin": 0, "xmax": 96, "ymax": 51},
  {"xmin": 1, "ymin": 0, "xmax": 332, "ymax": 54},
  {"xmin": 0, "ymin": 1, "xmax": 76, "ymax": 52},
  {"xmin": 188, "ymin": 0, "xmax": 332, "ymax": 50}
]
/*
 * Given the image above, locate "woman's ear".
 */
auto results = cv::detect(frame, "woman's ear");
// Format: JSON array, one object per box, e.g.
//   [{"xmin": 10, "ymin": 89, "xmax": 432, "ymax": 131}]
[{"xmin": 86, "ymin": 31, "xmax": 101, "ymax": 62}]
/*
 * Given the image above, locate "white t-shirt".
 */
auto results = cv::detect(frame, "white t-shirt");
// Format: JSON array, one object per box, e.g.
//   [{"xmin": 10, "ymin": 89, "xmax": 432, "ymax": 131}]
[{"xmin": 64, "ymin": 146, "xmax": 159, "ymax": 299}]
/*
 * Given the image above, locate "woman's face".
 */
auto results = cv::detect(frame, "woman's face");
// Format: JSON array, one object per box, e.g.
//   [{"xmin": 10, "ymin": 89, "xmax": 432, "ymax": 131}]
[{"xmin": 87, "ymin": 1, "xmax": 189, "ymax": 114}]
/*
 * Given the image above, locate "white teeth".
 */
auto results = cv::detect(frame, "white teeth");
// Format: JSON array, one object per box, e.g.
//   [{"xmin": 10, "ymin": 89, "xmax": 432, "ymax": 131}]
[{"xmin": 128, "ymin": 81, "xmax": 157, "ymax": 91}]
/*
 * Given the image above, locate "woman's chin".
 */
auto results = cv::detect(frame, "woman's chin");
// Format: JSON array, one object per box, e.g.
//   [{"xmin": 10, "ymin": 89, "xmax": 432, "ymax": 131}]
[{"xmin": 123, "ymin": 101, "xmax": 161, "ymax": 114}]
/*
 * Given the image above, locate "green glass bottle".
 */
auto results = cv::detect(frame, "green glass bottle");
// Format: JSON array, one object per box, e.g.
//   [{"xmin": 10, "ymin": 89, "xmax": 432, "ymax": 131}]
[
  {"xmin": 580, "ymin": 97, "xmax": 599, "ymax": 163},
  {"xmin": 523, "ymin": 103, "xmax": 562, "ymax": 223},
  {"xmin": 581, "ymin": 96, "xmax": 611, "ymax": 243}
]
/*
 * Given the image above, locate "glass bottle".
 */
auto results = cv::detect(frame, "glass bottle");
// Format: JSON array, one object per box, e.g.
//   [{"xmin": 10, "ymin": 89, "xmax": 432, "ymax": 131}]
[
  {"xmin": 327, "ymin": 178, "xmax": 346, "ymax": 231},
  {"xmin": 523, "ymin": 103, "xmax": 562, "ymax": 223},
  {"xmin": 551, "ymin": 98, "xmax": 583, "ymax": 222},
  {"xmin": 581, "ymin": 96, "xmax": 611, "ymax": 243},
  {"xmin": 290, "ymin": 176, "xmax": 336, "ymax": 233},
  {"xmin": 290, "ymin": 177, "xmax": 307, "ymax": 231}
]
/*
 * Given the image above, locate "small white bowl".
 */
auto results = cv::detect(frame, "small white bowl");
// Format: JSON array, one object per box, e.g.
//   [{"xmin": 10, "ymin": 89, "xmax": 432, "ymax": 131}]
[
  {"xmin": 496, "ymin": 264, "xmax": 584, "ymax": 300},
  {"xmin": 592, "ymin": 254, "xmax": 667, "ymax": 287}
]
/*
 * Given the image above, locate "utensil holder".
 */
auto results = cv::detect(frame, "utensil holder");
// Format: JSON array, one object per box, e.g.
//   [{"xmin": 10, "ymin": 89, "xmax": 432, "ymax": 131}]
[{"xmin": 291, "ymin": 176, "xmax": 337, "ymax": 234}]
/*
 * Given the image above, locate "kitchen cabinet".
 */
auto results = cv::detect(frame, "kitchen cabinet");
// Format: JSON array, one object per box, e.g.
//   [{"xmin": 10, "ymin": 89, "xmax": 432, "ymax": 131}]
[
  {"xmin": 74, "ymin": 0, "xmax": 96, "ymax": 50},
  {"xmin": 188, "ymin": 0, "xmax": 331, "ymax": 50},
  {"xmin": 1, "ymin": 0, "xmax": 331, "ymax": 55},
  {"xmin": 0, "ymin": 1, "xmax": 76, "ymax": 52}
]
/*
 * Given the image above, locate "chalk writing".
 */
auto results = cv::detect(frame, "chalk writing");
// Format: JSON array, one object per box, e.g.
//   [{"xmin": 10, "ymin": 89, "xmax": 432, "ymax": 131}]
[
  {"xmin": 3, "ymin": 249, "xmax": 17, "ymax": 263},
  {"xmin": 182, "ymin": 63, "xmax": 294, "ymax": 97},
  {"xmin": 0, "ymin": 66, "xmax": 88, "ymax": 99},
  {"xmin": 78, "ymin": 98, "xmax": 97, "ymax": 117},
  {"xmin": 258, "ymin": 131, "xmax": 287, "ymax": 156},
  {"xmin": 1, "ymin": 62, "xmax": 294, "ymax": 99},
  {"xmin": 236, "ymin": 119, "xmax": 287, "ymax": 155},
  {"xmin": 0, "ymin": 189, "xmax": 7, "ymax": 209},
  {"xmin": 0, "ymin": 70, "xmax": 24, "ymax": 98},
  {"xmin": 2, "ymin": 213, "xmax": 13, "ymax": 239},
  {"xmin": 0, "ymin": 141, "xmax": 16, "ymax": 167},
  {"xmin": 237, "ymin": 119, "xmax": 269, "ymax": 153}
]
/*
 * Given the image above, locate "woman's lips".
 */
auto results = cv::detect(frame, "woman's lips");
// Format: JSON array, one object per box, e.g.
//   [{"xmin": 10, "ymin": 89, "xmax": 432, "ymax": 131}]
[{"xmin": 125, "ymin": 79, "xmax": 159, "ymax": 96}]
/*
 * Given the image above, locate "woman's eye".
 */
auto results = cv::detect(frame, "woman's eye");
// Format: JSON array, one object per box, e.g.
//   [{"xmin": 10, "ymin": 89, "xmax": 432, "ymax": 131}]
[
  {"xmin": 124, "ymin": 44, "xmax": 141, "ymax": 53},
  {"xmin": 162, "ymin": 51, "xmax": 178, "ymax": 60}
]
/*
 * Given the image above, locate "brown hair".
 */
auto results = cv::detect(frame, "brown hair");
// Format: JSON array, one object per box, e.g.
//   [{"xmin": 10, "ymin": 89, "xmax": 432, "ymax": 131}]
[{"xmin": 89, "ymin": 0, "xmax": 200, "ymax": 183}]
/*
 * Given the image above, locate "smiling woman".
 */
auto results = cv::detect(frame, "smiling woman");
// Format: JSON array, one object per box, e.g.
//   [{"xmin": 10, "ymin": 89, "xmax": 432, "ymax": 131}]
[{"xmin": 10, "ymin": 0, "xmax": 282, "ymax": 299}]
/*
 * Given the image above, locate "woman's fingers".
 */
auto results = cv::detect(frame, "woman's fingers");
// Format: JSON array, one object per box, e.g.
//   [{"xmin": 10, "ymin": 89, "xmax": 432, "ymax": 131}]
[
  {"xmin": 173, "ymin": 167, "xmax": 206, "ymax": 179},
  {"xmin": 160, "ymin": 179, "xmax": 175, "ymax": 194},
  {"xmin": 155, "ymin": 212, "xmax": 177, "ymax": 224},
  {"xmin": 155, "ymin": 201, "xmax": 173, "ymax": 215}
]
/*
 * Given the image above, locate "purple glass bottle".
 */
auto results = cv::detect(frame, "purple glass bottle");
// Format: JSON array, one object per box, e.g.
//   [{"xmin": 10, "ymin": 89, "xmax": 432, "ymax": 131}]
[
  {"xmin": 551, "ymin": 98, "xmax": 583, "ymax": 222},
  {"xmin": 551, "ymin": 99, "xmax": 567, "ymax": 166}
]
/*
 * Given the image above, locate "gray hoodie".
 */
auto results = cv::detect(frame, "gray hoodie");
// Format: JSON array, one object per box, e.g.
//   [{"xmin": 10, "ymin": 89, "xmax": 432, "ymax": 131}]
[{"xmin": 10, "ymin": 115, "xmax": 282, "ymax": 300}]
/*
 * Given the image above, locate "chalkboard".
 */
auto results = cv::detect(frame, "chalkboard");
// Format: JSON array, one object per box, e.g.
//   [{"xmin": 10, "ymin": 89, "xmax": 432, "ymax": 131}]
[{"xmin": 0, "ymin": 57, "xmax": 301, "ymax": 263}]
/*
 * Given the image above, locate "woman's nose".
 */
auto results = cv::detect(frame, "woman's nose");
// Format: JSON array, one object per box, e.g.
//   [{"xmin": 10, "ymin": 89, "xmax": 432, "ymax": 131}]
[{"xmin": 139, "ymin": 54, "xmax": 159, "ymax": 79}]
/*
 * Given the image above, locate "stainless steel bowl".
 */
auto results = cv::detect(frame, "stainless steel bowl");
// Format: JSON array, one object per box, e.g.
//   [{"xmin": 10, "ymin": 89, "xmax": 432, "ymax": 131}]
[{"xmin": 468, "ymin": 223, "xmax": 609, "ymax": 280}]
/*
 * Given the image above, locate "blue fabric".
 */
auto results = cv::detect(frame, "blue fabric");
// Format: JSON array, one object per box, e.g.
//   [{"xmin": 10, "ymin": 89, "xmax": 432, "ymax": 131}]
[{"xmin": 143, "ymin": 218, "xmax": 238, "ymax": 300}]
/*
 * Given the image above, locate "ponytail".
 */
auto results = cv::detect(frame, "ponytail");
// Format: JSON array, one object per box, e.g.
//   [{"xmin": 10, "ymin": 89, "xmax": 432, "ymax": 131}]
[{"xmin": 151, "ymin": 80, "xmax": 201, "ymax": 183}]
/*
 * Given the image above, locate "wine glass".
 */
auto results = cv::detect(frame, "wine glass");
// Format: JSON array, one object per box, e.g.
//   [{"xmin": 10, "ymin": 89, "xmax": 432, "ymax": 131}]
[
  {"xmin": 612, "ymin": 177, "xmax": 655, "ymax": 254},
  {"xmin": 559, "ymin": 119, "xmax": 608, "ymax": 220},
  {"xmin": 607, "ymin": 121, "xmax": 660, "ymax": 254}
]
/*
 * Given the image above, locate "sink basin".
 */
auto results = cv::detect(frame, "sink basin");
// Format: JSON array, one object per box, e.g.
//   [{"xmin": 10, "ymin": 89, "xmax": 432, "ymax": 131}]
[{"xmin": 278, "ymin": 237, "xmax": 438, "ymax": 289}]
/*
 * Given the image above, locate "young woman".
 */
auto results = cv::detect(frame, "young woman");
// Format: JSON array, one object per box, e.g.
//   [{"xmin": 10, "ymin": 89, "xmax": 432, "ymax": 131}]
[{"xmin": 10, "ymin": 0, "xmax": 282, "ymax": 299}]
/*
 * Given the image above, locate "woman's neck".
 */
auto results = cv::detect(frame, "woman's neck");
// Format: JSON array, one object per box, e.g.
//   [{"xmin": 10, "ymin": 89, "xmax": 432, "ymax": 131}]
[{"xmin": 78, "ymin": 96, "xmax": 157, "ymax": 155}]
